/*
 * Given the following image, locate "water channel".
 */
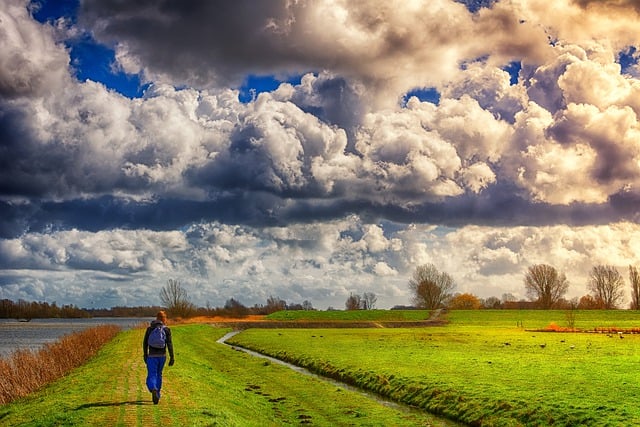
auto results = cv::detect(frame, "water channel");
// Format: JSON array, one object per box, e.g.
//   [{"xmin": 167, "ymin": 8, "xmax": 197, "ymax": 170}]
[{"xmin": 217, "ymin": 331, "xmax": 463, "ymax": 426}]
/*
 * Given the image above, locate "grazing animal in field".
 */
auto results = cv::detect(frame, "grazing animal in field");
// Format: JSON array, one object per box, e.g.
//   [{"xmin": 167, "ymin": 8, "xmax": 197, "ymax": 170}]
[{"xmin": 540, "ymin": 343, "xmax": 546, "ymax": 349}]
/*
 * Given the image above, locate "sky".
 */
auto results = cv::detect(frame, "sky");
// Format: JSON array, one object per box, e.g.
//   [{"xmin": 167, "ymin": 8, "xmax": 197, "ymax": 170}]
[{"xmin": 1, "ymin": 0, "xmax": 640, "ymax": 310}]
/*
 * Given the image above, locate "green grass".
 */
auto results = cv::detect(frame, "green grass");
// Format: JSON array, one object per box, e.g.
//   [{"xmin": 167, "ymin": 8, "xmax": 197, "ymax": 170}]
[
  {"xmin": 228, "ymin": 310, "xmax": 640, "ymax": 426},
  {"xmin": 447, "ymin": 309, "xmax": 640, "ymax": 330},
  {"xmin": 266, "ymin": 309, "xmax": 430, "ymax": 321},
  {"xmin": 0, "ymin": 324, "xmax": 455, "ymax": 426}
]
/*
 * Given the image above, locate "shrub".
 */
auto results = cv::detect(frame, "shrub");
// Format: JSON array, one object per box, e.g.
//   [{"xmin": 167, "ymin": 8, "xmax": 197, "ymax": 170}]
[{"xmin": 0, "ymin": 324, "xmax": 120, "ymax": 404}]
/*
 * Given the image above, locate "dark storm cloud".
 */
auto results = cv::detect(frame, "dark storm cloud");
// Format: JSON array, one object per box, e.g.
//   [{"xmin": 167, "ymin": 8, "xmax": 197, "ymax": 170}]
[
  {"xmin": 1, "ymin": 183, "xmax": 635, "ymax": 240},
  {"xmin": 78, "ymin": 0, "xmax": 554, "ymax": 109},
  {"xmin": 79, "ymin": 0, "xmax": 315, "ymax": 87},
  {"xmin": 572, "ymin": 0, "xmax": 640, "ymax": 13}
]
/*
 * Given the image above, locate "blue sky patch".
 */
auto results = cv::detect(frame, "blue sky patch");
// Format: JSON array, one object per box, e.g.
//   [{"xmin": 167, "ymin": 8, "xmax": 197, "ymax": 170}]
[
  {"xmin": 31, "ymin": 0, "xmax": 147, "ymax": 98},
  {"xmin": 618, "ymin": 47, "xmax": 638, "ymax": 74},
  {"xmin": 238, "ymin": 74, "xmax": 303, "ymax": 103},
  {"xmin": 403, "ymin": 87, "xmax": 441, "ymax": 106},
  {"xmin": 503, "ymin": 61, "xmax": 522, "ymax": 85}
]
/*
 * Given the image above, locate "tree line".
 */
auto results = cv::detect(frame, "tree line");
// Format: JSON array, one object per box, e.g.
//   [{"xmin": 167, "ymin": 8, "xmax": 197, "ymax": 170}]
[
  {"xmin": 410, "ymin": 263, "xmax": 640, "ymax": 310},
  {"xmin": 0, "ymin": 299, "xmax": 90, "ymax": 320},
  {"xmin": 4, "ymin": 262, "xmax": 638, "ymax": 320}
]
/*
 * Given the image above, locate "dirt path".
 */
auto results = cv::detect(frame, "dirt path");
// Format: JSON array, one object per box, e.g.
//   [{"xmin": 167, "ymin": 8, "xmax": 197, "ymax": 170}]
[{"xmin": 70, "ymin": 330, "xmax": 185, "ymax": 427}]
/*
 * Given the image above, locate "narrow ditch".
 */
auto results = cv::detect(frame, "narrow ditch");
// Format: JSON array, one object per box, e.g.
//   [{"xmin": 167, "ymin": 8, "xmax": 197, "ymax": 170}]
[{"xmin": 217, "ymin": 331, "xmax": 463, "ymax": 426}]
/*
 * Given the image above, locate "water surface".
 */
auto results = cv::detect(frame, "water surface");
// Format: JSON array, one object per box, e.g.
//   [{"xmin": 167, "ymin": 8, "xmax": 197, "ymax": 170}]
[{"xmin": 0, "ymin": 318, "xmax": 146, "ymax": 358}]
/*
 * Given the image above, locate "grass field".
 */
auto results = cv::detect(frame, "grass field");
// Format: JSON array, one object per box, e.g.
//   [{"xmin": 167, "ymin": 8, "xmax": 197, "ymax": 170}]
[
  {"xmin": 266, "ymin": 309, "xmax": 431, "ymax": 322},
  {"xmin": 0, "ymin": 324, "xmax": 455, "ymax": 426},
  {"xmin": 3, "ymin": 310, "xmax": 640, "ymax": 426},
  {"xmin": 228, "ymin": 310, "xmax": 640, "ymax": 426}
]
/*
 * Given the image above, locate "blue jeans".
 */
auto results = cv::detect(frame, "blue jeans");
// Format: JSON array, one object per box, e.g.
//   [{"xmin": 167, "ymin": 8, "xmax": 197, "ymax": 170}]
[{"xmin": 146, "ymin": 356, "xmax": 166, "ymax": 396}]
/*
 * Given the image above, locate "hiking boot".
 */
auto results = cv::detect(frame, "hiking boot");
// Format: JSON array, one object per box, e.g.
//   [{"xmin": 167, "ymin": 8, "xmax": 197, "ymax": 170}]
[{"xmin": 152, "ymin": 389, "xmax": 159, "ymax": 404}]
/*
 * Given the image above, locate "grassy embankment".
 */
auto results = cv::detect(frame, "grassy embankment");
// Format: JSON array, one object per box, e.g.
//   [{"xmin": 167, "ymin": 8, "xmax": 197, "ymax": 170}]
[
  {"xmin": 266, "ymin": 309, "xmax": 431, "ymax": 322},
  {"xmin": 230, "ymin": 310, "xmax": 640, "ymax": 426},
  {"xmin": 0, "ymin": 323, "xmax": 455, "ymax": 426},
  {"xmin": 0, "ymin": 325, "xmax": 121, "ymax": 405}
]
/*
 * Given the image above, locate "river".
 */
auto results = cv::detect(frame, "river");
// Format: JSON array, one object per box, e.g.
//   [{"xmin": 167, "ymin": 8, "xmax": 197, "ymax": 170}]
[{"xmin": 0, "ymin": 317, "xmax": 147, "ymax": 358}]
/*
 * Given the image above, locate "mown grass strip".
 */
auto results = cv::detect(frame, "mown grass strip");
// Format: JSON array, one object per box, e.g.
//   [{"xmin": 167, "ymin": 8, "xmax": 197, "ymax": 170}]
[
  {"xmin": 0, "ymin": 324, "xmax": 456, "ymax": 426},
  {"xmin": 228, "ymin": 310, "xmax": 640, "ymax": 426}
]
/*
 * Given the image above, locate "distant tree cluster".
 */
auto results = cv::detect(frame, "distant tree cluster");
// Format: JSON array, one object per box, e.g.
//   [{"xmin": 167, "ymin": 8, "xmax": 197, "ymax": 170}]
[
  {"xmin": 0, "ymin": 299, "xmax": 89, "ymax": 320},
  {"xmin": 345, "ymin": 292, "xmax": 377, "ymax": 310},
  {"xmin": 7, "ymin": 262, "xmax": 639, "ymax": 321},
  {"xmin": 199, "ymin": 294, "xmax": 316, "ymax": 317}
]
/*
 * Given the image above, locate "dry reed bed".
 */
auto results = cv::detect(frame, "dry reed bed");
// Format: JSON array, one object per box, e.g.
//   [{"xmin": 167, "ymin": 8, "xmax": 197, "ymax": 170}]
[{"xmin": 0, "ymin": 324, "xmax": 121, "ymax": 405}]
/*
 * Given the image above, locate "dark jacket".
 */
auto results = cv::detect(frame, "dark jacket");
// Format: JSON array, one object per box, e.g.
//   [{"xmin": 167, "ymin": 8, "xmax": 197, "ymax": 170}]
[{"xmin": 143, "ymin": 320, "xmax": 174, "ymax": 359}]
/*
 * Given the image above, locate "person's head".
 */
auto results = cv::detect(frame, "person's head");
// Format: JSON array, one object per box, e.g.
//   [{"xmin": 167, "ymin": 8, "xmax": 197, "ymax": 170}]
[{"xmin": 156, "ymin": 310, "xmax": 167, "ymax": 323}]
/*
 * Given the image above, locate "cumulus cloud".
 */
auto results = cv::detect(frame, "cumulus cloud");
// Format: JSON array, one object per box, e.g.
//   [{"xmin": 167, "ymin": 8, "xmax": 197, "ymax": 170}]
[
  {"xmin": 0, "ymin": 0, "xmax": 69, "ymax": 97},
  {"xmin": 4, "ymin": 218, "xmax": 639, "ymax": 308},
  {"xmin": 77, "ymin": 0, "xmax": 559, "ymax": 108}
]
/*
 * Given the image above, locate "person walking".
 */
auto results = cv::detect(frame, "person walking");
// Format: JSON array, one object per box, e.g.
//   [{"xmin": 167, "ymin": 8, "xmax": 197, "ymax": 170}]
[{"xmin": 143, "ymin": 310, "xmax": 174, "ymax": 404}]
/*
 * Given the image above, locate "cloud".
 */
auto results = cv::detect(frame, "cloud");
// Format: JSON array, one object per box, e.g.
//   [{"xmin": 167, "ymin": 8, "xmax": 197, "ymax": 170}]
[
  {"xmin": 0, "ymin": 0, "xmax": 69, "ymax": 98},
  {"xmin": 3, "ymin": 0, "xmax": 640, "ymax": 308},
  {"xmin": 78, "ymin": 0, "xmax": 559, "ymax": 108},
  {"xmin": 3, "ymin": 218, "xmax": 639, "ymax": 308}
]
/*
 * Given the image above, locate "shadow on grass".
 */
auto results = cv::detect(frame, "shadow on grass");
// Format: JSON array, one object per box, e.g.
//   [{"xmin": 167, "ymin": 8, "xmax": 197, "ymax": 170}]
[{"xmin": 75, "ymin": 400, "xmax": 150, "ymax": 410}]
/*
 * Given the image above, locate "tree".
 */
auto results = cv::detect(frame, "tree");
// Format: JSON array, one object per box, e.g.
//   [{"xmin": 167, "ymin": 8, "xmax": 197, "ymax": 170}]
[
  {"xmin": 502, "ymin": 293, "xmax": 516, "ymax": 304},
  {"xmin": 630, "ymin": 266, "xmax": 640, "ymax": 310},
  {"xmin": 362, "ymin": 292, "xmax": 377, "ymax": 310},
  {"xmin": 224, "ymin": 298, "xmax": 249, "ymax": 316},
  {"xmin": 578, "ymin": 294, "xmax": 600, "ymax": 309},
  {"xmin": 523, "ymin": 264, "xmax": 569, "ymax": 309},
  {"xmin": 409, "ymin": 264, "xmax": 455, "ymax": 310},
  {"xmin": 160, "ymin": 279, "xmax": 195, "ymax": 318},
  {"xmin": 345, "ymin": 293, "xmax": 362, "ymax": 310},
  {"xmin": 448, "ymin": 293, "xmax": 481, "ymax": 309},
  {"xmin": 482, "ymin": 296, "xmax": 502, "ymax": 309},
  {"xmin": 265, "ymin": 295, "xmax": 287, "ymax": 314},
  {"xmin": 587, "ymin": 265, "xmax": 625, "ymax": 309}
]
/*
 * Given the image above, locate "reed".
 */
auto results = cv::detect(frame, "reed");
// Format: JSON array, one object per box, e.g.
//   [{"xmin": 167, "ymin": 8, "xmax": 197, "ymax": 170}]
[{"xmin": 0, "ymin": 324, "xmax": 120, "ymax": 404}]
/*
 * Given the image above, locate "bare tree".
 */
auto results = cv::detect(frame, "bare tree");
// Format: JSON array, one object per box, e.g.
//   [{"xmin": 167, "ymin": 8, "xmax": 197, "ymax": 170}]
[
  {"xmin": 362, "ymin": 292, "xmax": 377, "ymax": 310},
  {"xmin": 409, "ymin": 263, "xmax": 455, "ymax": 310},
  {"xmin": 160, "ymin": 279, "xmax": 195, "ymax": 318},
  {"xmin": 265, "ymin": 295, "xmax": 287, "ymax": 314},
  {"xmin": 482, "ymin": 296, "xmax": 502, "ymax": 309},
  {"xmin": 524, "ymin": 264, "xmax": 569, "ymax": 309},
  {"xmin": 588, "ymin": 265, "xmax": 625, "ymax": 309},
  {"xmin": 630, "ymin": 266, "xmax": 640, "ymax": 310},
  {"xmin": 502, "ymin": 293, "xmax": 516, "ymax": 304},
  {"xmin": 345, "ymin": 293, "xmax": 362, "ymax": 310}
]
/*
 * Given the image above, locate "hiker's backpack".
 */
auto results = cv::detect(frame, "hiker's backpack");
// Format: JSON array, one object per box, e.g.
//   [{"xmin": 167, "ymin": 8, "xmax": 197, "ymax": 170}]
[{"xmin": 148, "ymin": 325, "xmax": 166, "ymax": 348}]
